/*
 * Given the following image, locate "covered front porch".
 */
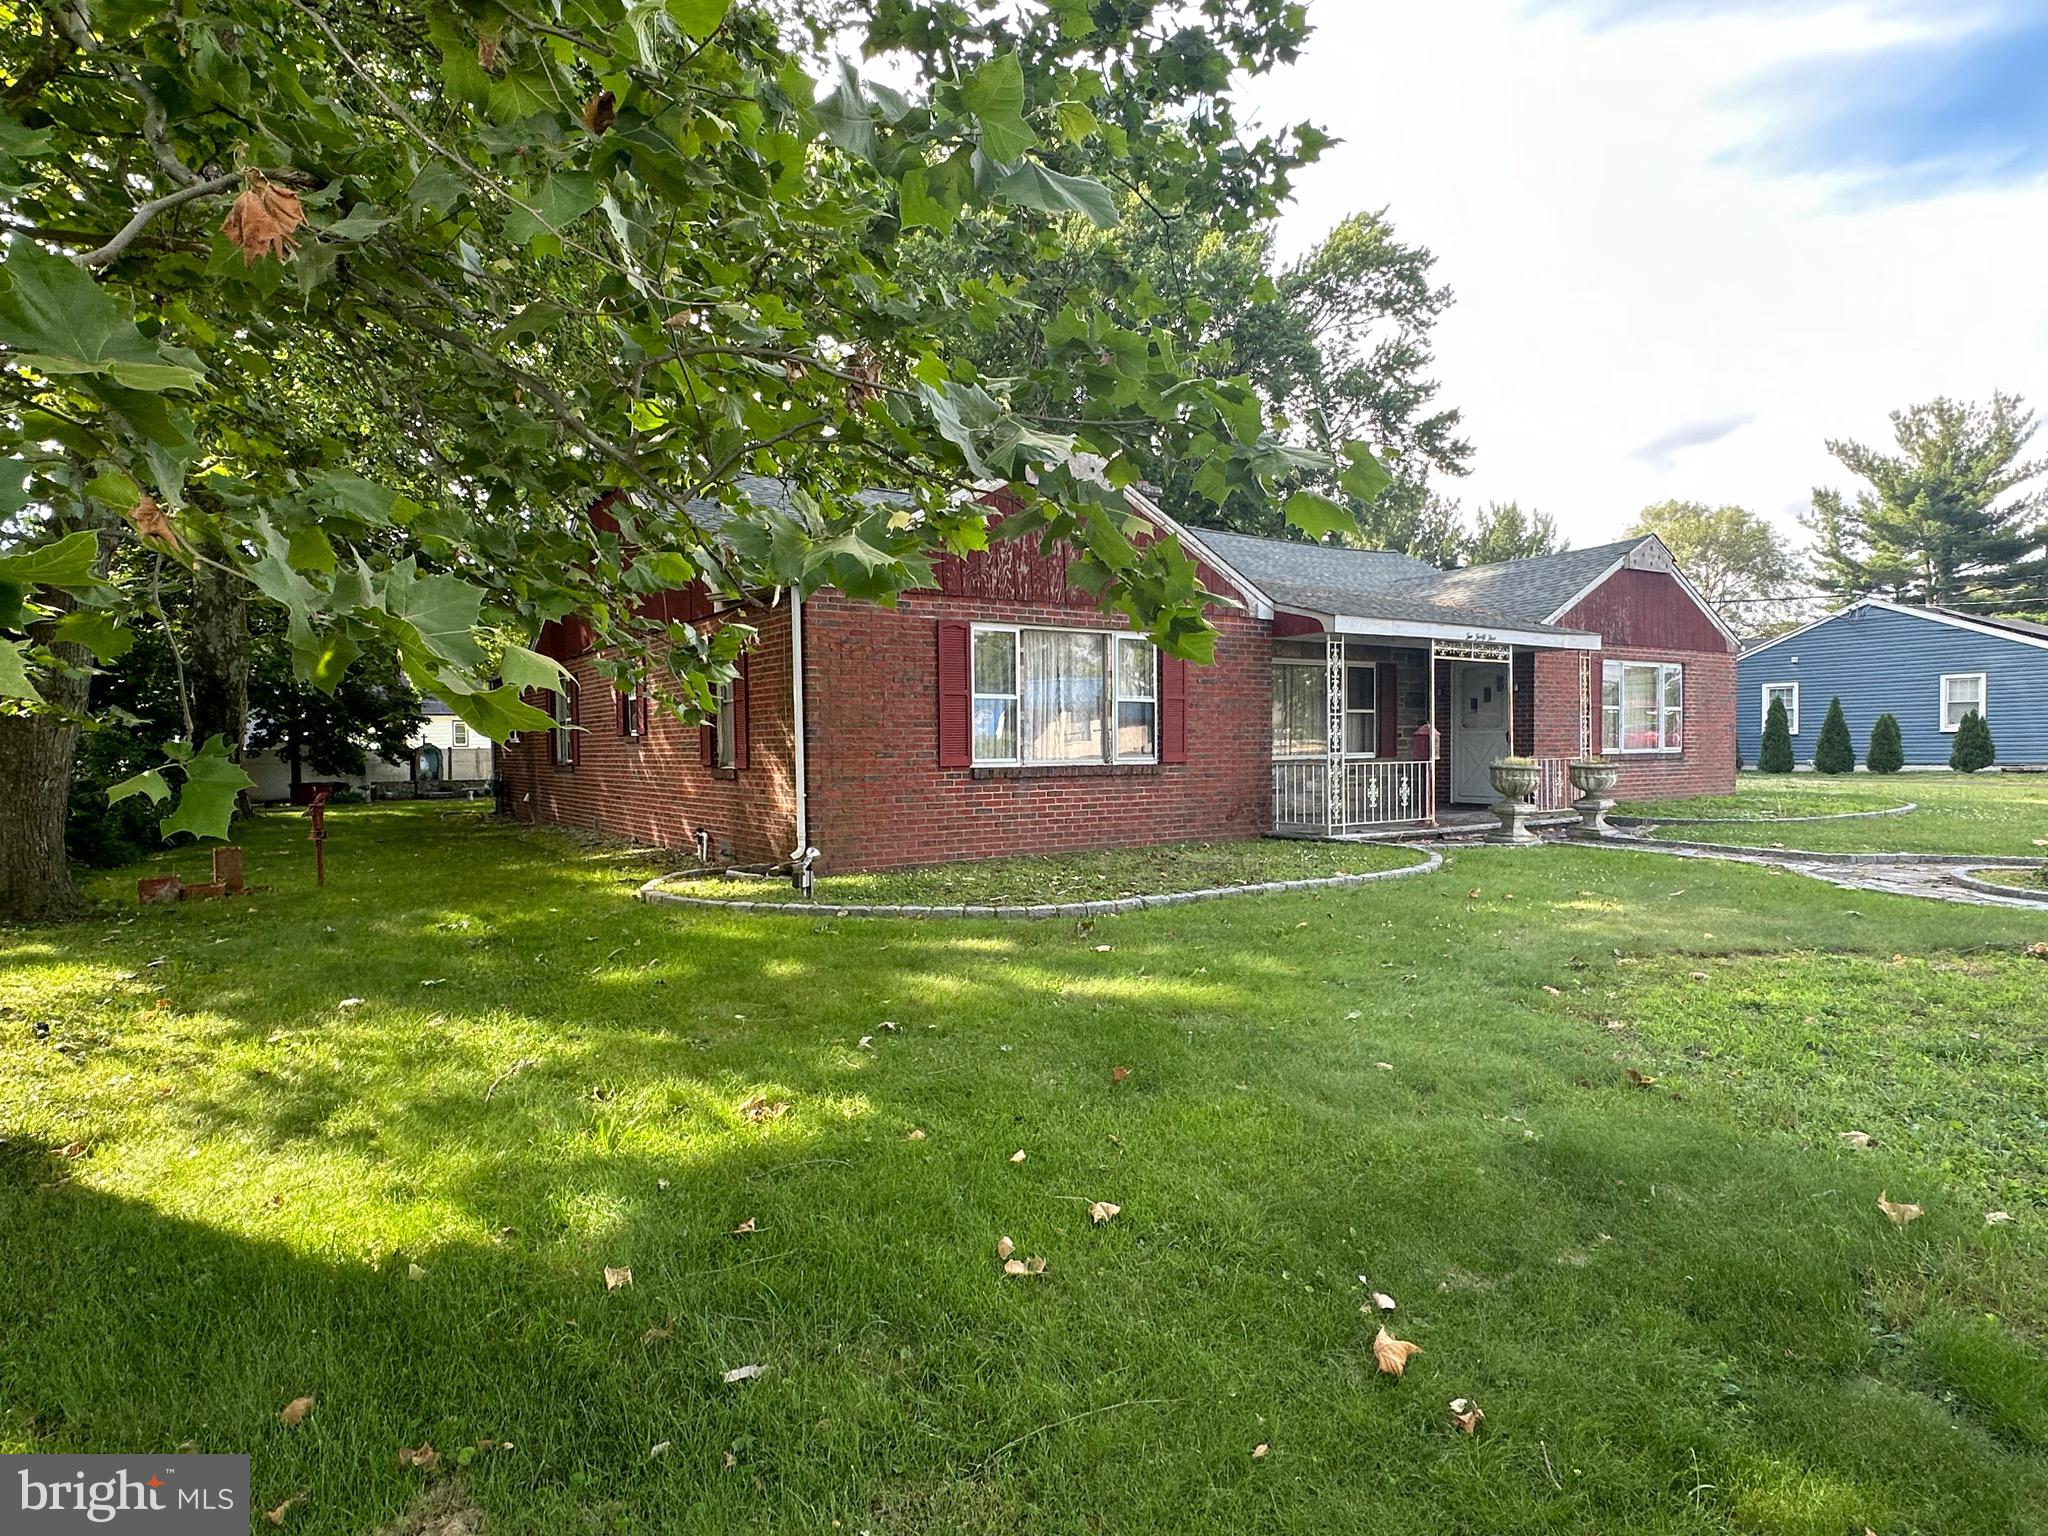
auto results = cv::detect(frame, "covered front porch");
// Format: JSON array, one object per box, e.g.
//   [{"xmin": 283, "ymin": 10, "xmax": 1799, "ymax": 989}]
[{"xmin": 1270, "ymin": 629, "xmax": 1597, "ymax": 837}]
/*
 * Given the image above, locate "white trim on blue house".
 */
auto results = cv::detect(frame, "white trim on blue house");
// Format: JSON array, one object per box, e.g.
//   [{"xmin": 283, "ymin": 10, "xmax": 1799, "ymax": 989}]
[
  {"xmin": 1938, "ymin": 671, "xmax": 1988, "ymax": 732},
  {"xmin": 1743, "ymin": 598, "xmax": 2048, "ymax": 661},
  {"xmin": 1761, "ymin": 680, "xmax": 1799, "ymax": 735}
]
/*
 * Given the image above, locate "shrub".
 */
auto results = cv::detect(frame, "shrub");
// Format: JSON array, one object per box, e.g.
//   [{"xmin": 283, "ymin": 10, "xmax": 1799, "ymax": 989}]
[
  {"xmin": 1866, "ymin": 713, "xmax": 1904, "ymax": 774},
  {"xmin": 1950, "ymin": 710, "xmax": 1995, "ymax": 772},
  {"xmin": 1759, "ymin": 696, "xmax": 1794, "ymax": 773},
  {"xmin": 1813, "ymin": 697, "xmax": 1855, "ymax": 774}
]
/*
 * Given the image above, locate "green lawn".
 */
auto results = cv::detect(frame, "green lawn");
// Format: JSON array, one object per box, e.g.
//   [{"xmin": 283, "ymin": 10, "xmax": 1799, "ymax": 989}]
[
  {"xmin": 654, "ymin": 839, "xmax": 1422, "ymax": 907},
  {"xmin": 4, "ymin": 804, "xmax": 2046, "ymax": 1534},
  {"xmin": 1622, "ymin": 771, "xmax": 2048, "ymax": 856}
]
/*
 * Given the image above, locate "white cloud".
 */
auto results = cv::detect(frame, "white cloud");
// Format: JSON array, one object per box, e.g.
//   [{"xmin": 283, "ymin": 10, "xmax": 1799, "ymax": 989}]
[{"xmin": 1238, "ymin": 0, "xmax": 2048, "ymax": 548}]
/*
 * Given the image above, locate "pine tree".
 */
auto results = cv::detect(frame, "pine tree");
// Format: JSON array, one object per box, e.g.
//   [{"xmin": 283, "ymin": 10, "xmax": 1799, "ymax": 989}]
[
  {"xmin": 1759, "ymin": 695, "xmax": 1795, "ymax": 773},
  {"xmin": 1950, "ymin": 710, "xmax": 1996, "ymax": 773},
  {"xmin": 1814, "ymin": 697, "xmax": 1856, "ymax": 774},
  {"xmin": 1866, "ymin": 713, "xmax": 1904, "ymax": 774}
]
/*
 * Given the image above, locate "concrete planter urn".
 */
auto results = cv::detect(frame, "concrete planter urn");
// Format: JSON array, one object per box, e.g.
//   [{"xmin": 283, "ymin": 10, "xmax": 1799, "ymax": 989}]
[
  {"xmin": 1486, "ymin": 757, "xmax": 1542, "ymax": 843},
  {"xmin": 1568, "ymin": 757, "xmax": 1619, "ymax": 839}
]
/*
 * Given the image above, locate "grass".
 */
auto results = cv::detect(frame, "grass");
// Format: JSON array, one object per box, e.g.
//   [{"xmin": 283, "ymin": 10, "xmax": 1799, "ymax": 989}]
[
  {"xmin": 653, "ymin": 838, "xmax": 1423, "ymax": 907},
  {"xmin": 1962, "ymin": 865, "xmax": 2047, "ymax": 893},
  {"xmin": 1622, "ymin": 771, "xmax": 2048, "ymax": 856},
  {"xmin": 4, "ymin": 803, "xmax": 2047, "ymax": 1534}
]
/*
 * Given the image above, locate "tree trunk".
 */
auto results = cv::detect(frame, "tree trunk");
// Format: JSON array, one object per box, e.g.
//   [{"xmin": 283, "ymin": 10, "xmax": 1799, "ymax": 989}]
[
  {"xmin": 185, "ymin": 543, "xmax": 253, "ymax": 815},
  {"xmin": 0, "ymin": 634, "xmax": 89, "ymax": 923}
]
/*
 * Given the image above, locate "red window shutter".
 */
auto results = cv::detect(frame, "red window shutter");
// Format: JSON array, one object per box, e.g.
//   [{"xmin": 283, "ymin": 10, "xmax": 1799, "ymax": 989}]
[
  {"xmin": 936, "ymin": 620, "xmax": 971, "ymax": 767},
  {"xmin": 1377, "ymin": 663, "xmax": 1399, "ymax": 758},
  {"xmin": 733, "ymin": 652, "xmax": 751, "ymax": 771},
  {"xmin": 700, "ymin": 718, "xmax": 715, "ymax": 767},
  {"xmin": 1159, "ymin": 654, "xmax": 1189, "ymax": 763}
]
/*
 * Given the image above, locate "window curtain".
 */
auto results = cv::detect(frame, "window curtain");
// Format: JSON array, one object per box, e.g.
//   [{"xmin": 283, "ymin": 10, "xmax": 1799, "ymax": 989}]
[{"xmin": 1021, "ymin": 630, "xmax": 1106, "ymax": 762}]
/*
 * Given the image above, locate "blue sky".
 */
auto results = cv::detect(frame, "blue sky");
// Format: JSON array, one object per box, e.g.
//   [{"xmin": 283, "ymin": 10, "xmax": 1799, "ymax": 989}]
[{"xmin": 1242, "ymin": 0, "xmax": 2048, "ymax": 546}]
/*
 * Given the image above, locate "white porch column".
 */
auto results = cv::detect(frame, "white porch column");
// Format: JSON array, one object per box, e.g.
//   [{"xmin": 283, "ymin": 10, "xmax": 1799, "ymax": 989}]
[{"xmin": 1325, "ymin": 632, "xmax": 1345, "ymax": 836}]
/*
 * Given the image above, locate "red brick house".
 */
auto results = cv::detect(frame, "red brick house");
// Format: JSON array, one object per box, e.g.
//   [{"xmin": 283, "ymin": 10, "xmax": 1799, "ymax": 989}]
[{"xmin": 499, "ymin": 482, "xmax": 1737, "ymax": 871}]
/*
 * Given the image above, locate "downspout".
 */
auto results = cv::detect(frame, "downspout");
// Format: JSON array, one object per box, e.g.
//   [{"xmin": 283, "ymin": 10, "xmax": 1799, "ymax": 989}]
[{"xmin": 790, "ymin": 586, "xmax": 809, "ymax": 859}]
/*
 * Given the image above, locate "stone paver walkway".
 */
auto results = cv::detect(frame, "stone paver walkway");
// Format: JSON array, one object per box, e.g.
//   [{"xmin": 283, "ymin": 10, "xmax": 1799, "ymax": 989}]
[{"xmin": 1600, "ymin": 837, "xmax": 2048, "ymax": 910}]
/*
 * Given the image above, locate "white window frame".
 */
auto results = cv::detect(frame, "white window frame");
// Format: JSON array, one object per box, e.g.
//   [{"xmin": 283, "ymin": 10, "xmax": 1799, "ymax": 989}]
[
  {"xmin": 1761, "ymin": 682, "xmax": 1799, "ymax": 736},
  {"xmin": 968, "ymin": 622, "xmax": 1160, "ymax": 767},
  {"xmin": 714, "ymin": 682, "xmax": 737, "ymax": 768},
  {"xmin": 1342, "ymin": 656, "xmax": 1378, "ymax": 759},
  {"xmin": 1939, "ymin": 672, "xmax": 1986, "ymax": 733},
  {"xmin": 1271, "ymin": 643, "xmax": 1382, "ymax": 760},
  {"xmin": 1602, "ymin": 660, "xmax": 1684, "ymax": 754},
  {"xmin": 619, "ymin": 683, "xmax": 643, "ymax": 742},
  {"xmin": 550, "ymin": 683, "xmax": 575, "ymax": 767},
  {"xmin": 1113, "ymin": 633, "xmax": 1159, "ymax": 762},
  {"xmin": 451, "ymin": 720, "xmax": 471, "ymax": 747}
]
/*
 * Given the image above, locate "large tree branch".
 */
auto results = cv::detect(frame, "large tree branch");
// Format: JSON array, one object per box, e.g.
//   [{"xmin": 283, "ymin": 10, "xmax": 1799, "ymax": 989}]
[
  {"xmin": 71, "ymin": 172, "xmax": 241, "ymax": 268},
  {"xmin": 53, "ymin": 2, "xmax": 202, "ymax": 188}
]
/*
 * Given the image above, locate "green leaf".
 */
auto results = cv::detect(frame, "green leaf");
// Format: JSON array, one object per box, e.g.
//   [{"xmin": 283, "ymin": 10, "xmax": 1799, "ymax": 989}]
[
  {"xmin": 898, "ymin": 166, "xmax": 951, "ymax": 233},
  {"xmin": 815, "ymin": 59, "xmax": 875, "ymax": 161},
  {"xmin": 0, "ymin": 456, "xmax": 32, "ymax": 518},
  {"xmin": 107, "ymin": 767, "xmax": 171, "ymax": 807},
  {"xmin": 500, "ymin": 643, "xmax": 569, "ymax": 696},
  {"xmin": 291, "ymin": 629, "xmax": 359, "ymax": 693},
  {"xmin": 666, "ymin": 0, "xmax": 731, "ymax": 35},
  {"xmin": 160, "ymin": 736, "xmax": 252, "ymax": 842},
  {"xmin": 439, "ymin": 683, "xmax": 557, "ymax": 741},
  {"xmin": 322, "ymin": 205, "xmax": 392, "ymax": 241},
  {"xmin": 85, "ymin": 469, "xmax": 141, "ymax": 508},
  {"xmin": 962, "ymin": 53, "xmax": 1036, "ymax": 164},
  {"xmin": 1283, "ymin": 490, "xmax": 1359, "ymax": 542},
  {"xmin": 380, "ymin": 559, "xmax": 487, "ymax": 671},
  {"xmin": 0, "ymin": 236, "xmax": 205, "ymax": 392},
  {"xmin": 1054, "ymin": 100, "xmax": 1098, "ymax": 144},
  {"xmin": 506, "ymin": 173, "xmax": 601, "ymax": 247},
  {"xmin": 992, "ymin": 162, "xmax": 1118, "ymax": 228},
  {"xmin": 246, "ymin": 519, "xmax": 324, "ymax": 639},
  {"xmin": 52, "ymin": 608, "xmax": 133, "ymax": 663},
  {"xmin": 0, "ymin": 529, "xmax": 102, "ymax": 593},
  {"xmin": 0, "ymin": 635, "xmax": 41, "ymax": 701},
  {"xmin": 1338, "ymin": 442, "xmax": 1394, "ymax": 504}
]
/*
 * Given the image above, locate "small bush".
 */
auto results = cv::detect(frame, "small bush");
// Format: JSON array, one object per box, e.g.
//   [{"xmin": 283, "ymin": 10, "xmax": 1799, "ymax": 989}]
[
  {"xmin": 1950, "ymin": 710, "xmax": 1995, "ymax": 772},
  {"xmin": 1866, "ymin": 713, "xmax": 1904, "ymax": 774},
  {"xmin": 1813, "ymin": 696, "xmax": 1855, "ymax": 774},
  {"xmin": 1759, "ymin": 696, "xmax": 1794, "ymax": 773}
]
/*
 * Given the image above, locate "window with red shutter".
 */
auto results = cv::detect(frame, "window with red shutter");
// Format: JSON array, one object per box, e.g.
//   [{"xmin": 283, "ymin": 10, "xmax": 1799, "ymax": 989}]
[
  {"xmin": 936, "ymin": 620, "xmax": 971, "ymax": 767},
  {"xmin": 1158, "ymin": 654, "xmax": 1188, "ymax": 763}
]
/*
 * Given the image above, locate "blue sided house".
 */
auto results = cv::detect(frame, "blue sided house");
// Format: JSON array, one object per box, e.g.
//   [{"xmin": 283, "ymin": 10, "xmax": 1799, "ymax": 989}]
[{"xmin": 1738, "ymin": 599, "xmax": 2048, "ymax": 768}]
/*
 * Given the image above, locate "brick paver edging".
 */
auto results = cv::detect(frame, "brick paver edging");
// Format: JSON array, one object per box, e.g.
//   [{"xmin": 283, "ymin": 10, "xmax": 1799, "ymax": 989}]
[
  {"xmin": 637, "ymin": 847, "xmax": 1443, "ymax": 919},
  {"xmin": 1947, "ymin": 868, "xmax": 2048, "ymax": 903},
  {"xmin": 1600, "ymin": 830, "xmax": 2041, "ymax": 868},
  {"xmin": 1609, "ymin": 801, "xmax": 1915, "ymax": 828}
]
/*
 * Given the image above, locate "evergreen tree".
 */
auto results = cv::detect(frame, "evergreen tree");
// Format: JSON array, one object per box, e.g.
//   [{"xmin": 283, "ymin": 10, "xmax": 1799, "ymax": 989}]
[
  {"xmin": 1813, "ymin": 697, "xmax": 1856, "ymax": 774},
  {"xmin": 1950, "ymin": 711, "xmax": 1996, "ymax": 772},
  {"xmin": 1759, "ymin": 695, "xmax": 1795, "ymax": 773},
  {"xmin": 1866, "ymin": 713, "xmax": 1904, "ymax": 774}
]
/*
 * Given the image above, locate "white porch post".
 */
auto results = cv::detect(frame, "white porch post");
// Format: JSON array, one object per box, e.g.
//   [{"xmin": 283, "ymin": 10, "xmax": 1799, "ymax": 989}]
[
  {"xmin": 1325, "ymin": 632, "xmax": 1345, "ymax": 836},
  {"xmin": 1506, "ymin": 645, "xmax": 1517, "ymax": 757}
]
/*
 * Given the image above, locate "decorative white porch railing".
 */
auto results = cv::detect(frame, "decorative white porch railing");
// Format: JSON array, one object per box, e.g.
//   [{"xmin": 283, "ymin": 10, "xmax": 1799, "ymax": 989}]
[
  {"xmin": 1533, "ymin": 756, "xmax": 1575, "ymax": 811},
  {"xmin": 1273, "ymin": 758, "xmax": 1434, "ymax": 833}
]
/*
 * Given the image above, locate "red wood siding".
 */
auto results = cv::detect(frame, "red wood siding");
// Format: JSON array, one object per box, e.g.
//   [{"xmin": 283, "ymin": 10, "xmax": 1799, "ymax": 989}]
[{"xmin": 1558, "ymin": 566, "xmax": 1733, "ymax": 655}]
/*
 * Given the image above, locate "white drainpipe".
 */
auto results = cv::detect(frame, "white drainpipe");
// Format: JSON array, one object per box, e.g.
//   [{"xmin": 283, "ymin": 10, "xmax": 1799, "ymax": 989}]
[{"xmin": 790, "ymin": 586, "xmax": 809, "ymax": 859}]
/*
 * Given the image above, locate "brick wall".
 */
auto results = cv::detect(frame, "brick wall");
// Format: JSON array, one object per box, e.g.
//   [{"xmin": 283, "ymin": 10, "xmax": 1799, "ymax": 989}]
[
  {"xmin": 500, "ymin": 602, "xmax": 799, "ymax": 866},
  {"xmin": 803, "ymin": 590, "xmax": 1271, "ymax": 872}
]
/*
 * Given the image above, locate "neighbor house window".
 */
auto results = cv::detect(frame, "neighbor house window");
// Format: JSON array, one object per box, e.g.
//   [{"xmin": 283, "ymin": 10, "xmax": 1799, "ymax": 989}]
[
  {"xmin": 1761, "ymin": 682, "xmax": 1799, "ymax": 736},
  {"xmin": 969, "ymin": 625, "xmax": 1159, "ymax": 765},
  {"xmin": 1939, "ymin": 672, "xmax": 1985, "ymax": 732},
  {"xmin": 1602, "ymin": 661, "xmax": 1683, "ymax": 753},
  {"xmin": 451, "ymin": 721, "xmax": 470, "ymax": 747},
  {"xmin": 550, "ymin": 683, "xmax": 576, "ymax": 767},
  {"xmin": 714, "ymin": 682, "xmax": 737, "ymax": 768}
]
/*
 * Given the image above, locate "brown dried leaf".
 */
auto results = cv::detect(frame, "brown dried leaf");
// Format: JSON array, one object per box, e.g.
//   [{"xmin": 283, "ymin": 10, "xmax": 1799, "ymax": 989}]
[
  {"xmin": 219, "ymin": 174, "xmax": 304, "ymax": 265},
  {"xmin": 395, "ymin": 1443, "xmax": 439, "ymax": 1471},
  {"xmin": 1371, "ymin": 1291, "xmax": 1397, "ymax": 1313},
  {"xmin": 279, "ymin": 1395, "xmax": 314, "ymax": 1426},
  {"xmin": 476, "ymin": 32, "xmax": 501, "ymax": 71},
  {"xmin": 1449, "ymin": 1397, "xmax": 1484, "ymax": 1435},
  {"xmin": 1985, "ymin": 1210, "xmax": 2014, "ymax": 1226},
  {"xmin": 125, "ymin": 495, "xmax": 182, "ymax": 551},
  {"xmin": 1002, "ymin": 1257, "xmax": 1028, "ymax": 1276},
  {"xmin": 1110, "ymin": 1066, "xmax": 1130, "ymax": 1084},
  {"xmin": 56, "ymin": 1141, "xmax": 87, "ymax": 1159},
  {"xmin": 730, "ymin": 1218, "xmax": 756, "ymax": 1237},
  {"xmin": 995, "ymin": 1235, "xmax": 1014, "ymax": 1261},
  {"xmin": 905, "ymin": 1127, "xmax": 927, "ymax": 1140},
  {"xmin": 1876, "ymin": 1191, "xmax": 1923, "ymax": 1226},
  {"xmin": 582, "ymin": 89, "xmax": 617, "ymax": 135},
  {"xmin": 1625, "ymin": 1068, "xmax": 1656, "ymax": 1088},
  {"xmin": 722, "ymin": 1363, "xmax": 766, "ymax": 1385},
  {"xmin": 1839, "ymin": 1130, "xmax": 1873, "ymax": 1149},
  {"xmin": 641, "ymin": 1317, "xmax": 676, "ymax": 1344},
  {"xmin": 1024, "ymin": 1255, "xmax": 1047, "ymax": 1275},
  {"xmin": 738, "ymin": 1094, "xmax": 789, "ymax": 1123},
  {"xmin": 1009, "ymin": 1149, "xmax": 1027, "ymax": 1163},
  {"xmin": 1372, "ymin": 1326, "xmax": 1422, "ymax": 1378},
  {"xmin": 1251, "ymin": 1442, "xmax": 1269, "ymax": 1459},
  {"xmin": 1089, "ymin": 1201, "xmax": 1120, "ymax": 1225},
  {"xmin": 1541, "ymin": 984, "xmax": 1563, "ymax": 996},
  {"xmin": 603, "ymin": 1265, "xmax": 633, "ymax": 1290},
  {"xmin": 265, "ymin": 1491, "xmax": 305, "ymax": 1525}
]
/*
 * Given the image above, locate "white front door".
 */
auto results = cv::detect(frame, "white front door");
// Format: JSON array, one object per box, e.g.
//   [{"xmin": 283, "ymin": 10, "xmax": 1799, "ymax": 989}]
[{"xmin": 1451, "ymin": 662, "xmax": 1510, "ymax": 803}]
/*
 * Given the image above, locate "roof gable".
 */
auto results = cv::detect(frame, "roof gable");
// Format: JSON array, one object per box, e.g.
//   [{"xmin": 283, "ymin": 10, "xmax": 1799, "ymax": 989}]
[{"xmin": 1742, "ymin": 598, "xmax": 2048, "ymax": 661}]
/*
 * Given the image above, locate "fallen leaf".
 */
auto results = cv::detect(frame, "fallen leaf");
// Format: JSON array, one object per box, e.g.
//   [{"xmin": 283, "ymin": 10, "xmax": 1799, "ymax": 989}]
[
  {"xmin": 603, "ymin": 1265, "xmax": 633, "ymax": 1290},
  {"xmin": 1876, "ymin": 1191, "xmax": 1923, "ymax": 1226},
  {"xmin": 1010, "ymin": 1149, "xmax": 1027, "ymax": 1163},
  {"xmin": 1541, "ymin": 985, "xmax": 1563, "ymax": 996},
  {"xmin": 1374, "ymin": 1062, "xmax": 1394, "ymax": 1071},
  {"xmin": 996, "ymin": 1236, "xmax": 1015, "ymax": 1261},
  {"xmin": 1372, "ymin": 1327, "xmax": 1422, "ymax": 1378},
  {"xmin": 395, "ymin": 1443, "xmax": 439, "ymax": 1471},
  {"xmin": 647, "ymin": 1440, "xmax": 671, "ymax": 1459},
  {"xmin": 905, "ymin": 1127, "xmax": 927, "ymax": 1140},
  {"xmin": 1466, "ymin": 888, "xmax": 1481, "ymax": 900},
  {"xmin": 1002, "ymin": 1258, "xmax": 1028, "ymax": 1276},
  {"xmin": 1110, "ymin": 1066, "xmax": 1130, "ymax": 1084},
  {"xmin": 857, "ymin": 1035, "xmax": 874, "ymax": 1050},
  {"xmin": 264, "ymin": 1491, "xmax": 305, "ymax": 1525},
  {"xmin": 405, "ymin": 1263, "xmax": 427, "ymax": 1282},
  {"xmin": 1625, "ymin": 1068, "xmax": 1656, "ymax": 1088},
  {"xmin": 582, "ymin": 89, "xmax": 617, "ymax": 135},
  {"xmin": 722, "ymin": 1364, "xmax": 766, "ymax": 1385},
  {"xmin": 1026, "ymin": 1255, "xmax": 1047, "ymax": 1274},
  {"xmin": 1345, "ymin": 1010, "xmax": 1361, "ymax": 1021},
  {"xmin": 737, "ymin": 1094, "xmax": 789, "ymax": 1123},
  {"xmin": 642, "ymin": 1319, "xmax": 676, "ymax": 1344},
  {"xmin": 1688, "ymin": 970, "xmax": 1709, "ymax": 982},
  {"xmin": 1839, "ymin": 1130, "xmax": 1873, "ymax": 1149},
  {"xmin": 337, "ymin": 997, "xmax": 365, "ymax": 1010},
  {"xmin": 1449, "ymin": 1397, "xmax": 1485, "ymax": 1435},
  {"xmin": 722, "ymin": 1450, "xmax": 736, "ymax": 1470},
  {"xmin": 279, "ymin": 1396, "xmax": 314, "ymax": 1426},
  {"xmin": 1089, "ymin": 1201, "xmax": 1121, "ymax": 1224},
  {"xmin": 878, "ymin": 1019, "xmax": 899, "ymax": 1031},
  {"xmin": 730, "ymin": 1218, "xmax": 756, "ymax": 1237},
  {"xmin": 1985, "ymin": 1210, "xmax": 2014, "ymax": 1226},
  {"xmin": 1371, "ymin": 1292, "xmax": 1397, "ymax": 1313},
  {"xmin": 1251, "ymin": 1443, "xmax": 1269, "ymax": 1459},
  {"xmin": 56, "ymin": 1141, "xmax": 87, "ymax": 1159},
  {"xmin": 1093, "ymin": 944, "xmax": 1113, "ymax": 952}
]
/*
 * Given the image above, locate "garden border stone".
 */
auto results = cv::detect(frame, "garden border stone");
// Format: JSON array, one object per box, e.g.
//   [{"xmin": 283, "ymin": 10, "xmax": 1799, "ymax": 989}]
[
  {"xmin": 1946, "ymin": 867, "xmax": 2048, "ymax": 903},
  {"xmin": 638, "ymin": 847, "xmax": 1443, "ymax": 919},
  {"xmin": 1610, "ymin": 801, "xmax": 1915, "ymax": 828},
  {"xmin": 1598, "ymin": 830, "xmax": 2037, "ymax": 867}
]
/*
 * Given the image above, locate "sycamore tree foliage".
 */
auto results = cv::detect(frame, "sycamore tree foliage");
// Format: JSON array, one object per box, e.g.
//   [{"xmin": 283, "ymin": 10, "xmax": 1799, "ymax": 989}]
[{"xmin": 0, "ymin": 0, "xmax": 1388, "ymax": 846}]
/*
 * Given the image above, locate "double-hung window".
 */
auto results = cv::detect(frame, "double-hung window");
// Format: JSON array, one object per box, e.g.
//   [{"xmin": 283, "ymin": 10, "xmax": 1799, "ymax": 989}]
[
  {"xmin": 1761, "ymin": 682, "xmax": 1798, "ymax": 736},
  {"xmin": 550, "ymin": 682, "xmax": 577, "ymax": 767},
  {"xmin": 1939, "ymin": 672, "xmax": 1986, "ymax": 732},
  {"xmin": 619, "ymin": 684, "xmax": 644, "ymax": 741},
  {"xmin": 1602, "ymin": 660, "xmax": 1683, "ymax": 753},
  {"xmin": 969, "ymin": 625, "xmax": 1159, "ymax": 765},
  {"xmin": 713, "ymin": 682, "xmax": 737, "ymax": 768},
  {"xmin": 451, "ymin": 721, "xmax": 471, "ymax": 748},
  {"xmin": 1271, "ymin": 639, "xmax": 1381, "ymax": 758}
]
